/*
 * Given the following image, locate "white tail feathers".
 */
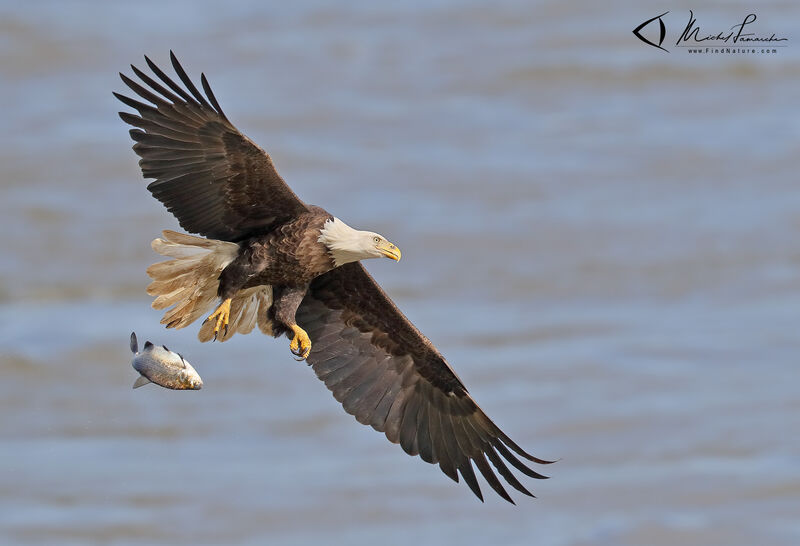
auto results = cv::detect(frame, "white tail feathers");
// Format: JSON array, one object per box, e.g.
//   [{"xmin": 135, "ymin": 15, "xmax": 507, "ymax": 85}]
[{"xmin": 147, "ymin": 230, "xmax": 273, "ymax": 342}]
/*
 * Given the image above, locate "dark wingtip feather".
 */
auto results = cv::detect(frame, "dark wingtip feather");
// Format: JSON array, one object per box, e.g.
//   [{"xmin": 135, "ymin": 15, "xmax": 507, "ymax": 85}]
[
  {"xmin": 493, "ymin": 441, "xmax": 550, "ymax": 480},
  {"xmin": 118, "ymin": 111, "xmax": 142, "ymax": 126},
  {"xmin": 145, "ymin": 53, "xmax": 198, "ymax": 106},
  {"xmin": 458, "ymin": 462, "xmax": 484, "ymax": 502},
  {"xmin": 475, "ymin": 409, "xmax": 556, "ymax": 465},
  {"xmin": 201, "ymin": 72, "xmax": 228, "ymax": 121},
  {"xmin": 113, "ymin": 91, "xmax": 154, "ymax": 113},
  {"xmin": 130, "ymin": 63, "xmax": 183, "ymax": 105},
  {"xmin": 170, "ymin": 51, "xmax": 212, "ymax": 109},
  {"xmin": 473, "ymin": 453, "xmax": 514, "ymax": 504},
  {"xmin": 496, "ymin": 430, "xmax": 557, "ymax": 465},
  {"xmin": 484, "ymin": 445, "xmax": 535, "ymax": 498},
  {"xmin": 119, "ymin": 72, "xmax": 170, "ymax": 108}
]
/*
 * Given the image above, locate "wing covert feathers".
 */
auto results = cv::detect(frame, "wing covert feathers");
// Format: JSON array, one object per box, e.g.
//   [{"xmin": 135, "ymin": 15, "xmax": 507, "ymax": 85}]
[{"xmin": 297, "ymin": 263, "xmax": 554, "ymax": 504}]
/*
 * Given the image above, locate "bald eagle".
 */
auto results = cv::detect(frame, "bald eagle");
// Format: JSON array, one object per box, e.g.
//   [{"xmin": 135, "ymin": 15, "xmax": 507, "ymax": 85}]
[{"xmin": 115, "ymin": 52, "xmax": 553, "ymax": 503}]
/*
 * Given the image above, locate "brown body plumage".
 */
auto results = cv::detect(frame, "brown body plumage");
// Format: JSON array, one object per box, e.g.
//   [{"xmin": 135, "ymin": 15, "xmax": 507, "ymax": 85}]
[
  {"xmin": 116, "ymin": 52, "xmax": 554, "ymax": 503},
  {"xmin": 219, "ymin": 206, "xmax": 336, "ymax": 339},
  {"xmin": 226, "ymin": 207, "xmax": 335, "ymax": 293}
]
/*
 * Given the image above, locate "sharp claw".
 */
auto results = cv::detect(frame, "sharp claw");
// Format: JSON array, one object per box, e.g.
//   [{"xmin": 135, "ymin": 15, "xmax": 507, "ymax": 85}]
[
  {"xmin": 288, "ymin": 324, "xmax": 311, "ymax": 361},
  {"xmin": 290, "ymin": 346, "xmax": 310, "ymax": 361},
  {"xmin": 205, "ymin": 298, "xmax": 232, "ymax": 343}
]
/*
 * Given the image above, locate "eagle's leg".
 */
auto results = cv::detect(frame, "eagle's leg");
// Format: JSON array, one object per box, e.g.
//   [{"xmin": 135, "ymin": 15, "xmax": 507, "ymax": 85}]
[
  {"xmin": 206, "ymin": 244, "xmax": 267, "ymax": 341},
  {"xmin": 205, "ymin": 298, "xmax": 232, "ymax": 341},
  {"xmin": 271, "ymin": 285, "xmax": 311, "ymax": 360}
]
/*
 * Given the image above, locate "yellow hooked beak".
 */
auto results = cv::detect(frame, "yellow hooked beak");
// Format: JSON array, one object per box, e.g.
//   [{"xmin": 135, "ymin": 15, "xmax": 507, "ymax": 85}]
[{"xmin": 378, "ymin": 240, "xmax": 402, "ymax": 261}]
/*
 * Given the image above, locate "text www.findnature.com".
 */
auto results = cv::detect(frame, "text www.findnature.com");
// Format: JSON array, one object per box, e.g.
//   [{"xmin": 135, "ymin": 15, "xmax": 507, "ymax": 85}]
[{"xmin": 685, "ymin": 47, "xmax": 779, "ymax": 54}]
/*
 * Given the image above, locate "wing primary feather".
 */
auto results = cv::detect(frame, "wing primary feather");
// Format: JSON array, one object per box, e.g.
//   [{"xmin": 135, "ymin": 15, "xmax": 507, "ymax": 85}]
[
  {"xmin": 454, "ymin": 403, "xmax": 535, "ymax": 496},
  {"xmin": 448, "ymin": 411, "xmax": 478, "ymax": 472},
  {"xmin": 457, "ymin": 459, "xmax": 484, "ymax": 503},
  {"xmin": 120, "ymin": 115, "xmax": 198, "ymax": 142},
  {"xmin": 428, "ymin": 402, "xmax": 457, "ymax": 482},
  {"xmin": 134, "ymin": 106, "xmax": 203, "ymax": 134},
  {"xmin": 113, "ymin": 92, "xmax": 157, "ymax": 114},
  {"xmin": 144, "ymin": 54, "xmax": 200, "ymax": 107},
  {"xmin": 430, "ymin": 387, "xmax": 466, "ymax": 479},
  {"xmin": 170, "ymin": 51, "xmax": 213, "ymax": 110},
  {"xmin": 130, "ymin": 63, "xmax": 184, "ymax": 104},
  {"xmin": 119, "ymin": 72, "xmax": 170, "ymax": 108},
  {"xmin": 129, "ymin": 131, "xmax": 201, "ymax": 150},
  {"xmin": 201, "ymin": 73, "xmax": 228, "ymax": 120},
  {"xmin": 439, "ymin": 397, "xmax": 486, "ymax": 502},
  {"xmin": 484, "ymin": 446, "xmax": 535, "ymax": 498},
  {"xmin": 170, "ymin": 101, "xmax": 210, "ymax": 126},
  {"xmin": 479, "ymin": 413, "xmax": 556, "ymax": 465},
  {"xmin": 498, "ymin": 432, "xmax": 556, "ymax": 465},
  {"xmin": 472, "ymin": 451, "xmax": 513, "ymax": 504},
  {"xmin": 492, "ymin": 440, "xmax": 549, "ymax": 480},
  {"xmin": 122, "ymin": 116, "xmax": 199, "ymax": 142},
  {"xmin": 118, "ymin": 111, "xmax": 142, "ymax": 126}
]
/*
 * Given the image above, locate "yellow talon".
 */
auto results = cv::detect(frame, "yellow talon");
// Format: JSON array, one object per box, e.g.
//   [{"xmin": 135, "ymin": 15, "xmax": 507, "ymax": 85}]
[
  {"xmin": 289, "ymin": 324, "xmax": 312, "ymax": 360},
  {"xmin": 206, "ymin": 298, "xmax": 232, "ymax": 340}
]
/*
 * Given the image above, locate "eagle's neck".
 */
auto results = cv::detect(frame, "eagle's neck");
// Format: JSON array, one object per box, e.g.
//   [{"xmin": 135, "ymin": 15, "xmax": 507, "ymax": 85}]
[{"xmin": 318, "ymin": 217, "xmax": 372, "ymax": 267}]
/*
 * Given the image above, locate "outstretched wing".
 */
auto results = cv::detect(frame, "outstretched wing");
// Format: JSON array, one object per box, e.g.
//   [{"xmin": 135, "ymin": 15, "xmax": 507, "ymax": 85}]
[
  {"xmin": 115, "ymin": 51, "xmax": 308, "ymax": 242},
  {"xmin": 296, "ymin": 263, "xmax": 553, "ymax": 503}
]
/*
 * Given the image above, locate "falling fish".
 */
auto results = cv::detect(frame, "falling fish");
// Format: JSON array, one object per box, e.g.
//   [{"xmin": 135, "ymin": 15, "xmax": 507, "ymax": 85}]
[{"xmin": 129, "ymin": 332, "xmax": 203, "ymax": 390}]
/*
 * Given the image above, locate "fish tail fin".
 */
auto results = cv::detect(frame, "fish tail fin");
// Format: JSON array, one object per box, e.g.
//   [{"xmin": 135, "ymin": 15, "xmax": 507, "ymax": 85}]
[
  {"xmin": 133, "ymin": 375, "xmax": 151, "ymax": 389},
  {"xmin": 146, "ymin": 230, "xmax": 274, "ymax": 343}
]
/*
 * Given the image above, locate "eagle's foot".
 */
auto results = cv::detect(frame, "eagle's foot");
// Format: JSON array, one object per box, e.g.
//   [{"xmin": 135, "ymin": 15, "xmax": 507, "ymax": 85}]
[
  {"xmin": 205, "ymin": 298, "xmax": 232, "ymax": 341},
  {"xmin": 289, "ymin": 324, "xmax": 312, "ymax": 361}
]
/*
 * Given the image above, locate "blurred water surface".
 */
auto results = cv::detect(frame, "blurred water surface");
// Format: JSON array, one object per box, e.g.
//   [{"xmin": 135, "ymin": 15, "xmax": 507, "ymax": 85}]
[{"xmin": 1, "ymin": 1, "xmax": 799, "ymax": 544}]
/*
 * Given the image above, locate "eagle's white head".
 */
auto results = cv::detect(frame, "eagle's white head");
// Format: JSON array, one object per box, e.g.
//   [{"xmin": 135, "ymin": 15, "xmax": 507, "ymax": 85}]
[{"xmin": 318, "ymin": 217, "xmax": 402, "ymax": 267}]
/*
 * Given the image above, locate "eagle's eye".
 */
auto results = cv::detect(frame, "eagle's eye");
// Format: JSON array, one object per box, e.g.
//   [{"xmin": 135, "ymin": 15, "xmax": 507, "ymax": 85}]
[{"xmin": 373, "ymin": 236, "xmax": 381, "ymax": 243}]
